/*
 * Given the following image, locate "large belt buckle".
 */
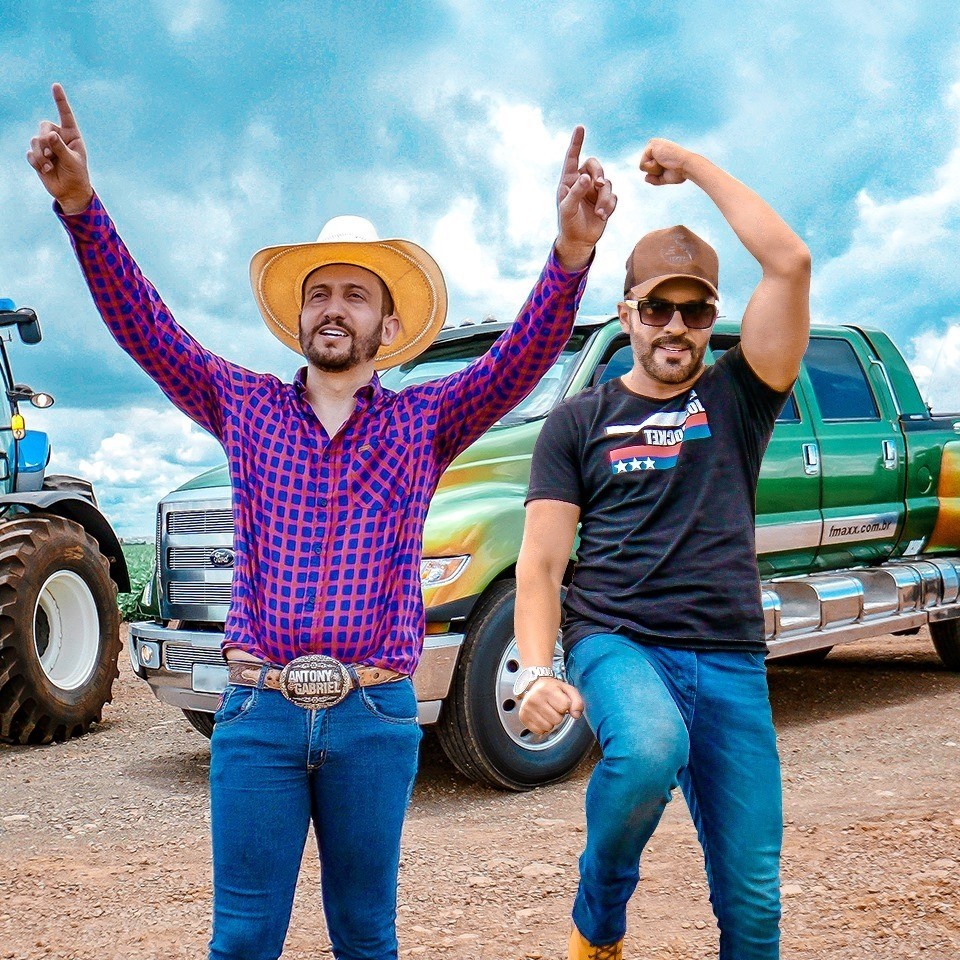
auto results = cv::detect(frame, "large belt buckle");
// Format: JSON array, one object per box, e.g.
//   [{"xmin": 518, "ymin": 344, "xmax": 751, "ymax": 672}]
[{"xmin": 278, "ymin": 655, "xmax": 352, "ymax": 710}]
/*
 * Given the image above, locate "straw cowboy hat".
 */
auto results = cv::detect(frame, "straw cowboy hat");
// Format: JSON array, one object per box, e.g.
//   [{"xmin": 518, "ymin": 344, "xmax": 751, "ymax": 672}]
[{"xmin": 250, "ymin": 216, "xmax": 448, "ymax": 370}]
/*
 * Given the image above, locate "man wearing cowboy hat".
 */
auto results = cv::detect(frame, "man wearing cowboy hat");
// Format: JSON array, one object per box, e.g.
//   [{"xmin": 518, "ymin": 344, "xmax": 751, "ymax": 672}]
[
  {"xmin": 515, "ymin": 139, "xmax": 810, "ymax": 959},
  {"xmin": 29, "ymin": 84, "xmax": 616, "ymax": 960}
]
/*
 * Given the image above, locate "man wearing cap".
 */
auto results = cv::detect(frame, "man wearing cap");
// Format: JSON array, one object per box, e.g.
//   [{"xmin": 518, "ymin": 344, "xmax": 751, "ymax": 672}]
[
  {"xmin": 514, "ymin": 138, "xmax": 810, "ymax": 960},
  {"xmin": 28, "ymin": 84, "xmax": 616, "ymax": 960}
]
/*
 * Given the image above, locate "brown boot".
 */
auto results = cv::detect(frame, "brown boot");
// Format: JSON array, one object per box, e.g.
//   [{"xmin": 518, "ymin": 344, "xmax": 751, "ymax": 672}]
[{"xmin": 568, "ymin": 924, "xmax": 623, "ymax": 960}]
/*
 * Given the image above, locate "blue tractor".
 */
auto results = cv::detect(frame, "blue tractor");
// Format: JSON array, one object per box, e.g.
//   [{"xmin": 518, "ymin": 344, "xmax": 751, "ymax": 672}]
[{"xmin": 0, "ymin": 299, "xmax": 128, "ymax": 743}]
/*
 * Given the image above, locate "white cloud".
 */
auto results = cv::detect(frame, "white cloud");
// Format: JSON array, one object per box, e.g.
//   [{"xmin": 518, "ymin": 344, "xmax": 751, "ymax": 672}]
[
  {"xmin": 811, "ymin": 80, "xmax": 960, "ymax": 401},
  {"xmin": 905, "ymin": 320, "xmax": 960, "ymax": 413},
  {"xmin": 154, "ymin": 0, "xmax": 224, "ymax": 38},
  {"xmin": 432, "ymin": 196, "xmax": 529, "ymax": 308},
  {"xmin": 386, "ymin": 91, "xmax": 727, "ymax": 323},
  {"xmin": 38, "ymin": 405, "xmax": 224, "ymax": 537}
]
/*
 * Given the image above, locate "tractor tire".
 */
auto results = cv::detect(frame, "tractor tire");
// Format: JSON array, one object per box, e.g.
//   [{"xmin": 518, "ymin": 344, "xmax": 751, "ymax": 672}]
[
  {"xmin": 182, "ymin": 708, "xmax": 215, "ymax": 738},
  {"xmin": 42, "ymin": 474, "xmax": 98, "ymax": 507},
  {"xmin": 931, "ymin": 619, "xmax": 960, "ymax": 671},
  {"xmin": 435, "ymin": 579, "xmax": 595, "ymax": 791},
  {"xmin": 0, "ymin": 514, "xmax": 121, "ymax": 743}
]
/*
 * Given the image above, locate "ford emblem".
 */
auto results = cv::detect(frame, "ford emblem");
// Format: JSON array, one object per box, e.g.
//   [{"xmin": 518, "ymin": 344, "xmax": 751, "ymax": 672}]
[{"xmin": 210, "ymin": 548, "xmax": 235, "ymax": 568}]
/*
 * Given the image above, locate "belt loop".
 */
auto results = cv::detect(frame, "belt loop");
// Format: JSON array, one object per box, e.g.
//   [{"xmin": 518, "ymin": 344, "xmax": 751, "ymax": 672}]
[
  {"xmin": 256, "ymin": 662, "xmax": 272, "ymax": 691},
  {"xmin": 345, "ymin": 664, "xmax": 360, "ymax": 688}
]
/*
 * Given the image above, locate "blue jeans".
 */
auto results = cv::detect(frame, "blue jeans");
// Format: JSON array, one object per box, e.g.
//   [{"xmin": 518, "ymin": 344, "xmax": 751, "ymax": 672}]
[
  {"xmin": 207, "ymin": 671, "xmax": 422, "ymax": 960},
  {"xmin": 565, "ymin": 633, "xmax": 782, "ymax": 958}
]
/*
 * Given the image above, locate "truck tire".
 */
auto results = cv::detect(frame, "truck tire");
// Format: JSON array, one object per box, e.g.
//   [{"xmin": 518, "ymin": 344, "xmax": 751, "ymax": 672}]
[
  {"xmin": 182, "ymin": 708, "xmax": 215, "ymax": 738},
  {"xmin": 930, "ymin": 620, "xmax": 960, "ymax": 671},
  {"xmin": 0, "ymin": 514, "xmax": 121, "ymax": 743},
  {"xmin": 436, "ymin": 579, "xmax": 595, "ymax": 791},
  {"xmin": 41, "ymin": 474, "xmax": 98, "ymax": 508}
]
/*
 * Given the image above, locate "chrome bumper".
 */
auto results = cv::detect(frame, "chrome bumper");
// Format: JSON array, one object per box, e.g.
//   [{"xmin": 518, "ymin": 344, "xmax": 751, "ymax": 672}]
[{"xmin": 129, "ymin": 622, "xmax": 464, "ymax": 725}]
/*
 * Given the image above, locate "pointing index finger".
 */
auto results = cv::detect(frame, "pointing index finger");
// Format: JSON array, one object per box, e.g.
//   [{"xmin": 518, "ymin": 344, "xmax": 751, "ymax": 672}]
[
  {"xmin": 52, "ymin": 83, "xmax": 79, "ymax": 131},
  {"xmin": 562, "ymin": 125, "xmax": 585, "ymax": 179}
]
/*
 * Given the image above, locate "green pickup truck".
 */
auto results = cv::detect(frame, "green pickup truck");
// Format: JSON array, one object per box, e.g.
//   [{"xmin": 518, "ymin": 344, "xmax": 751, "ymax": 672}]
[{"xmin": 129, "ymin": 317, "xmax": 960, "ymax": 789}]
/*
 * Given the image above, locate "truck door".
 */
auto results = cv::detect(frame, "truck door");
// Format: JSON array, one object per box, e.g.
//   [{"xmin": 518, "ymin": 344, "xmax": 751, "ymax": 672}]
[
  {"xmin": 709, "ymin": 334, "xmax": 821, "ymax": 577},
  {"xmin": 801, "ymin": 333, "xmax": 905, "ymax": 567}
]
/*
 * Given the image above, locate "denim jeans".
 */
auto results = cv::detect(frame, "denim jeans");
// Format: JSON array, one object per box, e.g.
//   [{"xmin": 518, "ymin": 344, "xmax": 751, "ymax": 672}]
[
  {"xmin": 207, "ymin": 671, "xmax": 422, "ymax": 960},
  {"xmin": 565, "ymin": 633, "xmax": 782, "ymax": 958}
]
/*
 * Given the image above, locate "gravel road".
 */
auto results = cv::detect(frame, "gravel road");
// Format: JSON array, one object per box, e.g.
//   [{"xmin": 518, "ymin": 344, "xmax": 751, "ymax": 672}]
[{"xmin": 1, "ymin": 627, "xmax": 958, "ymax": 960}]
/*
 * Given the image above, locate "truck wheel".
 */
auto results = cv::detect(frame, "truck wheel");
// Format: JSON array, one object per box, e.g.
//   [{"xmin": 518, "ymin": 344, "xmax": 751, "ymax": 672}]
[
  {"xmin": 930, "ymin": 620, "xmax": 960, "ymax": 670},
  {"xmin": 182, "ymin": 708, "xmax": 215, "ymax": 738},
  {"xmin": 0, "ymin": 514, "xmax": 120, "ymax": 744},
  {"xmin": 436, "ymin": 579, "xmax": 595, "ymax": 791},
  {"xmin": 41, "ymin": 474, "xmax": 98, "ymax": 508}
]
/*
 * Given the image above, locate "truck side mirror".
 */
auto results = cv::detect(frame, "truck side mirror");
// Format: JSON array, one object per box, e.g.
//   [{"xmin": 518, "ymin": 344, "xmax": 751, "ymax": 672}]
[{"xmin": 16, "ymin": 309, "xmax": 42, "ymax": 345}]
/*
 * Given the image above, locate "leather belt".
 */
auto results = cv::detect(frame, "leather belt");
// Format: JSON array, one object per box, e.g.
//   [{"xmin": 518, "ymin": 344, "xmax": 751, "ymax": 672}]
[{"xmin": 227, "ymin": 655, "xmax": 405, "ymax": 710}]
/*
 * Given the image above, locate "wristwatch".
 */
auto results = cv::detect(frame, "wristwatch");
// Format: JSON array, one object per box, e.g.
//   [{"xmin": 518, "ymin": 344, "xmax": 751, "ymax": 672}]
[{"xmin": 512, "ymin": 665, "xmax": 558, "ymax": 699}]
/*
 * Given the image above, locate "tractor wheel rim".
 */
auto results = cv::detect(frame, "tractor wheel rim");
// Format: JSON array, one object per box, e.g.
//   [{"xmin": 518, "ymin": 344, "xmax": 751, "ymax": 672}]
[
  {"xmin": 495, "ymin": 636, "xmax": 578, "ymax": 751},
  {"xmin": 33, "ymin": 570, "xmax": 100, "ymax": 690}
]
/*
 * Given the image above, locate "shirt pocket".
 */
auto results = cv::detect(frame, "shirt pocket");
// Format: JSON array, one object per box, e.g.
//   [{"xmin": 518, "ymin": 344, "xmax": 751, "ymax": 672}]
[{"xmin": 349, "ymin": 434, "xmax": 412, "ymax": 513}]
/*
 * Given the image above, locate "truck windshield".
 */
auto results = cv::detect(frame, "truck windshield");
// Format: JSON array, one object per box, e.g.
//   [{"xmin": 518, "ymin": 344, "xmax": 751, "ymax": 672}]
[{"xmin": 380, "ymin": 330, "xmax": 589, "ymax": 425}]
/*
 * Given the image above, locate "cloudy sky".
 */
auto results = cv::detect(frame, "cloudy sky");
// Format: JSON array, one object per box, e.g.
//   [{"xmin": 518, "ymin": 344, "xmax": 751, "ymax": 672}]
[{"xmin": 2, "ymin": 1, "xmax": 960, "ymax": 535}]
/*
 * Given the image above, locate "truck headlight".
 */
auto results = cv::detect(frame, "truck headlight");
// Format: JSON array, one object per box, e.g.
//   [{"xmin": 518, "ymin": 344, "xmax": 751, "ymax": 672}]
[
  {"xmin": 420, "ymin": 556, "xmax": 470, "ymax": 587},
  {"xmin": 141, "ymin": 575, "xmax": 153, "ymax": 608}
]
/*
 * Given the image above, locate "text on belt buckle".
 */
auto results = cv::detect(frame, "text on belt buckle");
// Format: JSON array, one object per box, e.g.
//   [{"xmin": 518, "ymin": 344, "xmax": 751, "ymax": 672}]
[{"xmin": 278, "ymin": 655, "xmax": 352, "ymax": 709}]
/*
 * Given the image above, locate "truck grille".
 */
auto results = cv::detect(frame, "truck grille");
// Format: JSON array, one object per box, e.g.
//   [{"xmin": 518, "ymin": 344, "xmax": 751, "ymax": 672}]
[
  {"xmin": 156, "ymin": 506, "xmax": 162, "ymax": 572},
  {"xmin": 164, "ymin": 642, "xmax": 225, "ymax": 673},
  {"xmin": 160, "ymin": 499, "xmax": 235, "ymax": 620},
  {"xmin": 168, "ymin": 547, "xmax": 231, "ymax": 569},
  {"xmin": 167, "ymin": 509, "xmax": 234, "ymax": 535},
  {"xmin": 168, "ymin": 582, "xmax": 233, "ymax": 604}
]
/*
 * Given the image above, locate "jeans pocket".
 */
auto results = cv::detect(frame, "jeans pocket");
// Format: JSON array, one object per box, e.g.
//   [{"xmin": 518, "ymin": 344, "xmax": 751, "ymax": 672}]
[
  {"xmin": 359, "ymin": 679, "xmax": 418, "ymax": 725},
  {"xmin": 213, "ymin": 684, "xmax": 258, "ymax": 727}
]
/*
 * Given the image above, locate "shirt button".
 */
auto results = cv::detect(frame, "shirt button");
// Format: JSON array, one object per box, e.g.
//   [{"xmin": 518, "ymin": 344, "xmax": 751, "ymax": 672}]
[
  {"xmin": 318, "ymin": 496, "xmax": 328, "ymax": 507},
  {"xmin": 312, "ymin": 543, "xmax": 322, "ymax": 554}
]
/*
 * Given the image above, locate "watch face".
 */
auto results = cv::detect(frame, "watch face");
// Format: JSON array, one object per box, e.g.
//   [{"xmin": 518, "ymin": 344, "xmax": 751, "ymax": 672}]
[{"xmin": 512, "ymin": 666, "xmax": 551, "ymax": 697}]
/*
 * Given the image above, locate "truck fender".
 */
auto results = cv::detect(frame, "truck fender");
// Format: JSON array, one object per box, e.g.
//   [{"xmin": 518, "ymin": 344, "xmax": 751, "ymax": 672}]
[{"xmin": 0, "ymin": 492, "xmax": 131, "ymax": 592}]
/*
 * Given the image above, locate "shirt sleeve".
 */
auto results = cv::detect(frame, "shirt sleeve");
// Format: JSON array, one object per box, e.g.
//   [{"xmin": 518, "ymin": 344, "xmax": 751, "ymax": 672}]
[
  {"xmin": 57, "ymin": 194, "xmax": 262, "ymax": 441},
  {"xmin": 716, "ymin": 342, "xmax": 793, "ymax": 467},
  {"xmin": 525, "ymin": 399, "xmax": 584, "ymax": 507},
  {"xmin": 413, "ymin": 248, "xmax": 590, "ymax": 467}
]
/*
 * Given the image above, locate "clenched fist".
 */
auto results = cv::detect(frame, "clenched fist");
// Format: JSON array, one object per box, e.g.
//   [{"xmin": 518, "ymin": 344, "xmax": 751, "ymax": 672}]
[
  {"xmin": 518, "ymin": 676, "xmax": 585, "ymax": 736},
  {"xmin": 639, "ymin": 138, "xmax": 699, "ymax": 187}
]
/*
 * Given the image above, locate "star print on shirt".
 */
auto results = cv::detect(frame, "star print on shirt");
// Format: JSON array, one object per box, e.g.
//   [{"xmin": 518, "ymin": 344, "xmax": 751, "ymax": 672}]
[{"xmin": 606, "ymin": 393, "xmax": 711, "ymax": 475}]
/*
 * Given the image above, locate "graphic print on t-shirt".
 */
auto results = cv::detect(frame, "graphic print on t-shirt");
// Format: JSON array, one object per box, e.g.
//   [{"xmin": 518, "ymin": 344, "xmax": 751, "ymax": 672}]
[{"xmin": 606, "ymin": 391, "xmax": 711, "ymax": 474}]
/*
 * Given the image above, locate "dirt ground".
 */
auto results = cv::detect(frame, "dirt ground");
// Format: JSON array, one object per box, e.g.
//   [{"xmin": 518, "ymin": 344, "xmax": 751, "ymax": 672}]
[{"xmin": 1, "ymin": 627, "xmax": 958, "ymax": 960}]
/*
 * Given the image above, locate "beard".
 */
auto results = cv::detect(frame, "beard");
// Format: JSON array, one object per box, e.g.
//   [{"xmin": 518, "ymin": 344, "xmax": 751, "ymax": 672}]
[
  {"xmin": 299, "ymin": 320, "xmax": 384, "ymax": 372},
  {"xmin": 634, "ymin": 332, "xmax": 707, "ymax": 385}
]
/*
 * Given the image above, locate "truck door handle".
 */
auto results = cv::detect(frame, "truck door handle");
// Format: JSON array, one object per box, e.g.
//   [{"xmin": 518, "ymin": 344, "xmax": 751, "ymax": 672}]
[
  {"xmin": 802, "ymin": 442, "xmax": 820, "ymax": 475},
  {"xmin": 882, "ymin": 439, "xmax": 899, "ymax": 470}
]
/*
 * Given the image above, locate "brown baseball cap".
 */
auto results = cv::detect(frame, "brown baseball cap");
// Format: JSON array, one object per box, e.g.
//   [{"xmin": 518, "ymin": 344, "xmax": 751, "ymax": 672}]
[{"xmin": 623, "ymin": 225, "xmax": 719, "ymax": 299}]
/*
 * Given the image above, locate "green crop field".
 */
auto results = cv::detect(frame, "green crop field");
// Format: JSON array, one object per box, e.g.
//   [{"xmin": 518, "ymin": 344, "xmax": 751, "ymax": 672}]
[{"xmin": 119, "ymin": 542, "xmax": 155, "ymax": 622}]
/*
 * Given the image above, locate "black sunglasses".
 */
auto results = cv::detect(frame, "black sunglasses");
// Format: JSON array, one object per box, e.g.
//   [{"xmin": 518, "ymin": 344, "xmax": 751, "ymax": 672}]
[{"xmin": 623, "ymin": 297, "xmax": 719, "ymax": 330}]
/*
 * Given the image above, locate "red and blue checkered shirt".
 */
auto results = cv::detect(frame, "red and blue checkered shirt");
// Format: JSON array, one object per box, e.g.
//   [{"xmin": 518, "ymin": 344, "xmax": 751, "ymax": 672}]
[{"xmin": 59, "ymin": 196, "xmax": 589, "ymax": 674}]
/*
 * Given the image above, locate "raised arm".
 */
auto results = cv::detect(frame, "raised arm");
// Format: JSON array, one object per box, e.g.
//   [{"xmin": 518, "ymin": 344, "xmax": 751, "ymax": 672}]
[
  {"xmin": 27, "ymin": 84, "xmax": 257, "ymax": 439},
  {"xmin": 640, "ymin": 140, "xmax": 811, "ymax": 392},
  {"xmin": 424, "ymin": 127, "xmax": 617, "ymax": 464}
]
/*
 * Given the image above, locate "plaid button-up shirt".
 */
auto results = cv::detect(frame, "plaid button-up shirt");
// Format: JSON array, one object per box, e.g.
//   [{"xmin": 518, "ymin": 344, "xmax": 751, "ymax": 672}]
[{"xmin": 60, "ymin": 197, "xmax": 589, "ymax": 673}]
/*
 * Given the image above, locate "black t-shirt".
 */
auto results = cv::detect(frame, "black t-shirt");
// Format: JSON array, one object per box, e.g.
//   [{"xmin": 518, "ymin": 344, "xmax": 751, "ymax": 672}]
[{"xmin": 527, "ymin": 344, "xmax": 789, "ymax": 653}]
